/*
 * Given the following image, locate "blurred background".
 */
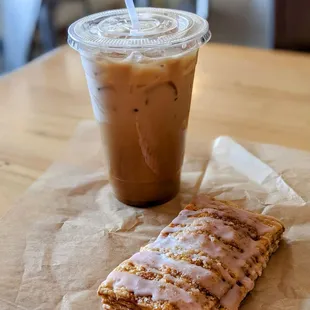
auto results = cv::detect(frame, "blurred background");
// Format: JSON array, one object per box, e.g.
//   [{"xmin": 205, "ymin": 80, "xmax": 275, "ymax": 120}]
[{"xmin": 0, "ymin": 0, "xmax": 309, "ymax": 74}]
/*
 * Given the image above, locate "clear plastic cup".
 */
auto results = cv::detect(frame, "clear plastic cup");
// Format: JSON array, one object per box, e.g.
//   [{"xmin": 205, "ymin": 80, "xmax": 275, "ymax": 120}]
[{"xmin": 68, "ymin": 8, "xmax": 211, "ymax": 207}]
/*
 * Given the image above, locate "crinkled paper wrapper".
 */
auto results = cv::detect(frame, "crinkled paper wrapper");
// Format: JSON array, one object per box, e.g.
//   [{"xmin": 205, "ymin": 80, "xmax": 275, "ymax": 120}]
[{"xmin": 1, "ymin": 121, "xmax": 310, "ymax": 310}]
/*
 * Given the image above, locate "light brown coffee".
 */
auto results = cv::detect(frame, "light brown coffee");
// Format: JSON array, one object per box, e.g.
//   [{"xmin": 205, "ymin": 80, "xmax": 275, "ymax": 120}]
[{"xmin": 81, "ymin": 51, "xmax": 198, "ymax": 206}]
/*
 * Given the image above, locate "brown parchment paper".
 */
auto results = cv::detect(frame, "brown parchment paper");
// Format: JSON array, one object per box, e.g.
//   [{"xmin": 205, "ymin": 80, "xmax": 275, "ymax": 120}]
[{"xmin": 1, "ymin": 120, "xmax": 310, "ymax": 310}]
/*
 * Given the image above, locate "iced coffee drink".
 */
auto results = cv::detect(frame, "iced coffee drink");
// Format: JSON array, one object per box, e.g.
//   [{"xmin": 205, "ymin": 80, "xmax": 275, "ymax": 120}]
[{"xmin": 68, "ymin": 8, "xmax": 211, "ymax": 206}]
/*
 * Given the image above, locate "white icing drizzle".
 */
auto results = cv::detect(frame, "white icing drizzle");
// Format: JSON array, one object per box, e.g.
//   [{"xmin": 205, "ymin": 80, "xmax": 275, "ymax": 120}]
[
  {"xmin": 147, "ymin": 230, "xmax": 261, "ymax": 279},
  {"xmin": 165, "ymin": 217, "xmax": 245, "ymax": 245},
  {"xmin": 241, "ymin": 276, "xmax": 255, "ymax": 291},
  {"xmin": 145, "ymin": 202, "xmax": 272, "ymax": 309},
  {"xmin": 193, "ymin": 196, "xmax": 276, "ymax": 235},
  {"xmin": 130, "ymin": 251, "xmax": 230, "ymax": 298},
  {"xmin": 102, "ymin": 197, "xmax": 280, "ymax": 310},
  {"xmin": 189, "ymin": 252, "xmax": 235, "ymax": 284},
  {"xmin": 161, "ymin": 217, "xmax": 265, "ymax": 278},
  {"xmin": 181, "ymin": 207, "xmax": 273, "ymax": 236},
  {"xmin": 220, "ymin": 284, "xmax": 244, "ymax": 310},
  {"xmin": 105, "ymin": 271, "xmax": 202, "ymax": 310},
  {"xmin": 148, "ymin": 214, "xmax": 261, "ymax": 277},
  {"xmin": 167, "ymin": 215, "xmax": 267, "ymax": 255}
]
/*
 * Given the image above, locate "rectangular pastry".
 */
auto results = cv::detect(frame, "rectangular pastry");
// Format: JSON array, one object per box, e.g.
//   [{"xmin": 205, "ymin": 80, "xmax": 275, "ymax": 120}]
[{"xmin": 98, "ymin": 196, "xmax": 285, "ymax": 310}]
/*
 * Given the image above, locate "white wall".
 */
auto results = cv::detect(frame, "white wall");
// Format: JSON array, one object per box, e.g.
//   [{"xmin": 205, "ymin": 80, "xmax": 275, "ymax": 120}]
[{"xmin": 209, "ymin": 0, "xmax": 274, "ymax": 49}]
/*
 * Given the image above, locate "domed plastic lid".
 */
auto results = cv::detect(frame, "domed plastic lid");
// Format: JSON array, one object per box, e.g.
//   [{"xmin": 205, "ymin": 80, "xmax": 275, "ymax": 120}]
[{"xmin": 68, "ymin": 7, "xmax": 211, "ymax": 56}]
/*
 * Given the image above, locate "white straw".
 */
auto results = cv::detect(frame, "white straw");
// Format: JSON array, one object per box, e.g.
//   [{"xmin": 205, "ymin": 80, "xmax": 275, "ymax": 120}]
[{"xmin": 125, "ymin": 0, "xmax": 140, "ymax": 32}]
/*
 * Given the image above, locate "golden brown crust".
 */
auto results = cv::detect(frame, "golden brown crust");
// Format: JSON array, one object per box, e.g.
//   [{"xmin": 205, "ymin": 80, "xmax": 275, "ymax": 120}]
[{"xmin": 98, "ymin": 196, "xmax": 284, "ymax": 310}]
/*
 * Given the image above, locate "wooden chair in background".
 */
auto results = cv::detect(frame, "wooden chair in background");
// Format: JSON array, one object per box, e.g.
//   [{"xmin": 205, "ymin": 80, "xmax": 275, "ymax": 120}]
[
  {"xmin": 274, "ymin": 0, "xmax": 310, "ymax": 51},
  {"xmin": 2, "ymin": 0, "xmax": 90, "ymax": 72}
]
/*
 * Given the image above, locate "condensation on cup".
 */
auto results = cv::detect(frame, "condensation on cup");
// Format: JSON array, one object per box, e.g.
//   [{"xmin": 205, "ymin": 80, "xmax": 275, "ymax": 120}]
[{"xmin": 68, "ymin": 8, "xmax": 211, "ymax": 207}]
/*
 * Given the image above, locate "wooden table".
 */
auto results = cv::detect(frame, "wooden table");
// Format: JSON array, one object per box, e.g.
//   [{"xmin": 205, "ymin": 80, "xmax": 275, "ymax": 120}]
[{"xmin": 1, "ymin": 44, "xmax": 310, "ymax": 215}]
